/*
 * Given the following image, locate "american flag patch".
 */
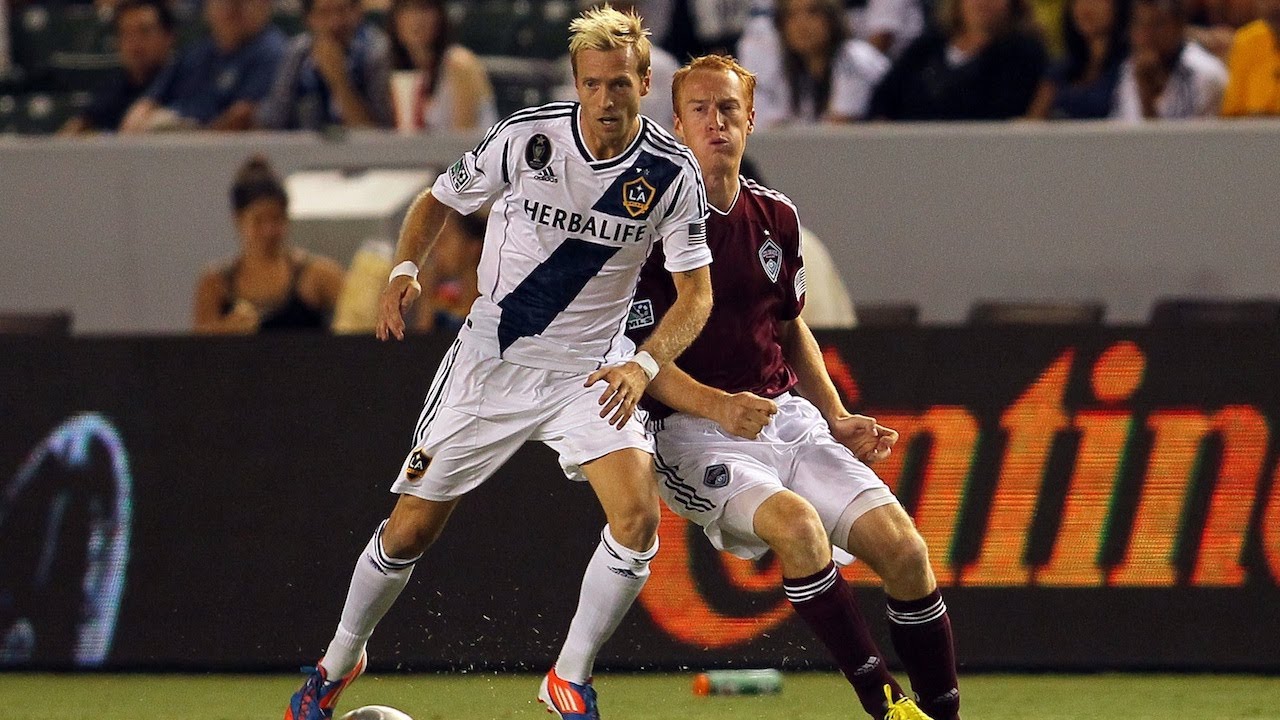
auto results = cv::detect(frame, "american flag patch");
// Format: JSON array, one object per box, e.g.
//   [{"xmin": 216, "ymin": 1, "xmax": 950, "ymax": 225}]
[
  {"xmin": 794, "ymin": 267, "xmax": 807, "ymax": 298},
  {"xmin": 688, "ymin": 220, "xmax": 706, "ymax": 244}
]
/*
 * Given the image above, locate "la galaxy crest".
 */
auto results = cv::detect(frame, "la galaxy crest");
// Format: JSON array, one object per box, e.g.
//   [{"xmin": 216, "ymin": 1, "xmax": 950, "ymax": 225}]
[
  {"xmin": 759, "ymin": 231, "xmax": 782, "ymax": 283},
  {"xmin": 405, "ymin": 449, "xmax": 428, "ymax": 481},
  {"xmin": 525, "ymin": 133, "xmax": 552, "ymax": 170},
  {"xmin": 622, "ymin": 176, "xmax": 656, "ymax": 218}
]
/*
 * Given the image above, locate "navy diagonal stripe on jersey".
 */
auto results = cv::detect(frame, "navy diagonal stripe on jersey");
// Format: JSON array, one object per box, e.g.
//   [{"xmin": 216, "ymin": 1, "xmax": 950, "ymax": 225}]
[
  {"xmin": 591, "ymin": 151, "xmax": 683, "ymax": 221},
  {"xmin": 496, "ymin": 239, "xmax": 621, "ymax": 352},
  {"xmin": 654, "ymin": 451, "xmax": 715, "ymax": 512},
  {"xmin": 642, "ymin": 127, "xmax": 707, "ymax": 213},
  {"xmin": 414, "ymin": 337, "xmax": 462, "ymax": 444}
]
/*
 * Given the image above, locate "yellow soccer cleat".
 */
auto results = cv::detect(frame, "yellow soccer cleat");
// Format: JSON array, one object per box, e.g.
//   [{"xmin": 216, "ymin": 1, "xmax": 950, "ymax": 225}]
[{"xmin": 883, "ymin": 684, "xmax": 935, "ymax": 720}]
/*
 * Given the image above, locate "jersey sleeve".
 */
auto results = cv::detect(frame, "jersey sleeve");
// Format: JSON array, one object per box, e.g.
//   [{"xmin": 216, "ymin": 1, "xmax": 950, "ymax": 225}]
[
  {"xmin": 430, "ymin": 118, "xmax": 514, "ymax": 214},
  {"xmin": 655, "ymin": 163, "xmax": 712, "ymax": 273},
  {"xmin": 780, "ymin": 200, "xmax": 806, "ymax": 321}
]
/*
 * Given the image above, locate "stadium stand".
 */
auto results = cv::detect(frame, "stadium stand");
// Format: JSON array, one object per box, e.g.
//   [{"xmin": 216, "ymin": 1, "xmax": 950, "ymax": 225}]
[
  {"xmin": 968, "ymin": 300, "xmax": 1107, "ymax": 325},
  {"xmin": 1149, "ymin": 297, "xmax": 1280, "ymax": 325},
  {"xmin": 0, "ymin": 311, "xmax": 73, "ymax": 335},
  {"xmin": 854, "ymin": 303, "xmax": 921, "ymax": 327}
]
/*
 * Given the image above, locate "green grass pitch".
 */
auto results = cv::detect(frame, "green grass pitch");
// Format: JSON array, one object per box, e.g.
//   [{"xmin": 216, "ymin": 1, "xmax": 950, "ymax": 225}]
[{"xmin": 3, "ymin": 672, "xmax": 1278, "ymax": 719}]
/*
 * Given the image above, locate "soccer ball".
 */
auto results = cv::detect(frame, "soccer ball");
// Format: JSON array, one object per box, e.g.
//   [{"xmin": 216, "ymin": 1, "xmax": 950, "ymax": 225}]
[{"xmin": 338, "ymin": 706, "xmax": 414, "ymax": 720}]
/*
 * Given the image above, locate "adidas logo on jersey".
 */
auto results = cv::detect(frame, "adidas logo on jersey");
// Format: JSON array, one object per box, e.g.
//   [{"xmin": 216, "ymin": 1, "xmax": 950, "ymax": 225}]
[
  {"xmin": 608, "ymin": 566, "xmax": 641, "ymax": 580},
  {"xmin": 533, "ymin": 166, "xmax": 558, "ymax": 183}
]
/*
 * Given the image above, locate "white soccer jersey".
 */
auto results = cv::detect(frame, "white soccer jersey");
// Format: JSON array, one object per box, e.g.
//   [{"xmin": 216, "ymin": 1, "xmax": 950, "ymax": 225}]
[{"xmin": 431, "ymin": 101, "xmax": 711, "ymax": 372}]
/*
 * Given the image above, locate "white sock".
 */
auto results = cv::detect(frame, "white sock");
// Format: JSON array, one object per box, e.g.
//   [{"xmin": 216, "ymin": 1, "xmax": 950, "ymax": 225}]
[
  {"xmin": 319, "ymin": 520, "xmax": 420, "ymax": 678},
  {"xmin": 554, "ymin": 525, "xmax": 658, "ymax": 683}
]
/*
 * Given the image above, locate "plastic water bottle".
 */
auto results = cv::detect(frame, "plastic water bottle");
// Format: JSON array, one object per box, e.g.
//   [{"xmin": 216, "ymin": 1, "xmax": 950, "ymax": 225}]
[{"xmin": 692, "ymin": 668, "xmax": 783, "ymax": 695}]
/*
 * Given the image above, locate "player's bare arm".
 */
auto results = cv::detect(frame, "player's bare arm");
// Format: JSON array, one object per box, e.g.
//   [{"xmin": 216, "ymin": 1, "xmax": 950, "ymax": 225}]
[
  {"xmin": 778, "ymin": 317, "xmax": 898, "ymax": 463},
  {"xmin": 586, "ymin": 265, "xmax": 713, "ymax": 430},
  {"xmin": 647, "ymin": 364, "xmax": 778, "ymax": 439},
  {"xmin": 377, "ymin": 190, "xmax": 458, "ymax": 342}
]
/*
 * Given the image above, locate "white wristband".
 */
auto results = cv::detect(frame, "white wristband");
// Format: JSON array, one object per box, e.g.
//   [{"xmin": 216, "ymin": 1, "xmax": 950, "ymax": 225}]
[
  {"xmin": 631, "ymin": 350, "xmax": 660, "ymax": 381},
  {"xmin": 389, "ymin": 260, "xmax": 419, "ymax": 283}
]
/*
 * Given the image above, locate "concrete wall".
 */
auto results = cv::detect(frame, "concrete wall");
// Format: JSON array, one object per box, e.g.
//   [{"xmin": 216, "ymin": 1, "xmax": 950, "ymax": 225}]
[{"xmin": 1, "ymin": 121, "xmax": 1277, "ymax": 334}]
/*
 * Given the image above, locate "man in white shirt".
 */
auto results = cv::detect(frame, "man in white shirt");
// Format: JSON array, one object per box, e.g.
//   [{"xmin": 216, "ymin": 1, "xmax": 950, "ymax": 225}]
[
  {"xmin": 1113, "ymin": 0, "xmax": 1228, "ymax": 120},
  {"xmin": 284, "ymin": 7, "xmax": 713, "ymax": 720}
]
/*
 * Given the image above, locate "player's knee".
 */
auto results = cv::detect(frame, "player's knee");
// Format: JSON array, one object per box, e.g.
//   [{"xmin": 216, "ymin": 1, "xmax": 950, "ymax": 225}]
[
  {"xmin": 381, "ymin": 516, "xmax": 432, "ymax": 558},
  {"xmin": 382, "ymin": 497, "xmax": 455, "ymax": 558},
  {"xmin": 607, "ymin": 501, "xmax": 660, "ymax": 551},
  {"xmin": 882, "ymin": 530, "xmax": 933, "ymax": 589},
  {"xmin": 755, "ymin": 493, "xmax": 828, "ymax": 569}
]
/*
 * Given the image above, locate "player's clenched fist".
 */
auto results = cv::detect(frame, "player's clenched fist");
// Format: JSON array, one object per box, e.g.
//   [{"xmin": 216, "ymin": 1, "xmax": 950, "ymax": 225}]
[
  {"xmin": 829, "ymin": 413, "xmax": 899, "ymax": 465},
  {"xmin": 585, "ymin": 362, "xmax": 650, "ymax": 430},
  {"xmin": 713, "ymin": 392, "xmax": 778, "ymax": 440},
  {"xmin": 376, "ymin": 275, "xmax": 422, "ymax": 341}
]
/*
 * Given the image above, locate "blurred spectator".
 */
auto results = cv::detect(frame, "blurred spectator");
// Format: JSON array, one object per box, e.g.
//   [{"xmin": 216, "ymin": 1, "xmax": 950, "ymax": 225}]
[
  {"xmin": 59, "ymin": 0, "xmax": 176, "ymax": 134},
  {"xmin": 411, "ymin": 208, "xmax": 486, "ymax": 334},
  {"xmin": 194, "ymin": 156, "xmax": 345, "ymax": 334},
  {"xmin": 1028, "ymin": 0, "xmax": 1130, "ymax": 118},
  {"xmin": 868, "ymin": 0, "xmax": 1049, "ymax": 119},
  {"xmin": 651, "ymin": 0, "xmax": 753, "ymax": 59},
  {"xmin": 741, "ymin": 0, "xmax": 890, "ymax": 126},
  {"xmin": 862, "ymin": 0, "xmax": 931, "ymax": 57},
  {"xmin": 385, "ymin": 0, "xmax": 496, "ymax": 132},
  {"xmin": 121, "ymin": 0, "xmax": 286, "ymax": 132},
  {"xmin": 1187, "ymin": 0, "xmax": 1259, "ymax": 57},
  {"xmin": 257, "ymin": 0, "xmax": 393, "ymax": 129},
  {"xmin": 1112, "ymin": 0, "xmax": 1227, "ymax": 119},
  {"xmin": 1220, "ymin": 0, "xmax": 1280, "ymax": 115},
  {"xmin": 554, "ymin": 1, "xmax": 679, "ymax": 129},
  {"xmin": 739, "ymin": 0, "xmax": 925, "ymax": 62}
]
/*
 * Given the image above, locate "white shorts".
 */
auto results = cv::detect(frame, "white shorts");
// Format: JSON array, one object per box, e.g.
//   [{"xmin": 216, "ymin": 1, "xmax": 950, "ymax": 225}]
[
  {"xmin": 390, "ymin": 337, "xmax": 653, "ymax": 501},
  {"xmin": 651, "ymin": 393, "xmax": 898, "ymax": 560}
]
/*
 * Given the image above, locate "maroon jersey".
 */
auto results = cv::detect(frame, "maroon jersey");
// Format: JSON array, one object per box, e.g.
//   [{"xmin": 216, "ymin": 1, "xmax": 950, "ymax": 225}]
[{"xmin": 628, "ymin": 177, "xmax": 806, "ymax": 420}]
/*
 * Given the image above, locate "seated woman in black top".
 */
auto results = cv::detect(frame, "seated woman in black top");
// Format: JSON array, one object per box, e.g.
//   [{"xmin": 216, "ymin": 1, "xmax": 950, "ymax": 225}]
[
  {"xmin": 193, "ymin": 156, "xmax": 346, "ymax": 333},
  {"xmin": 1029, "ymin": 0, "xmax": 1131, "ymax": 118},
  {"xmin": 869, "ymin": 0, "xmax": 1049, "ymax": 120}
]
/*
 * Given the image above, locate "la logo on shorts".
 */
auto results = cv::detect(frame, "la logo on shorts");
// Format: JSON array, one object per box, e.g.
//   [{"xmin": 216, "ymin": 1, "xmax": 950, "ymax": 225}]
[
  {"xmin": 703, "ymin": 464, "xmax": 730, "ymax": 488},
  {"xmin": 405, "ymin": 449, "xmax": 429, "ymax": 481}
]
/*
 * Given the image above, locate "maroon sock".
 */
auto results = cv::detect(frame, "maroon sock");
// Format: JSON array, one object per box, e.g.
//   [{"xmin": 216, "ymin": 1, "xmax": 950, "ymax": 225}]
[
  {"xmin": 785, "ymin": 562, "xmax": 902, "ymax": 718},
  {"xmin": 886, "ymin": 589, "xmax": 961, "ymax": 720}
]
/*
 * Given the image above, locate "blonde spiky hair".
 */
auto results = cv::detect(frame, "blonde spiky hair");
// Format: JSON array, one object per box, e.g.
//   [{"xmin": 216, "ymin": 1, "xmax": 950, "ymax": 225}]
[{"xmin": 568, "ymin": 3, "xmax": 652, "ymax": 79}]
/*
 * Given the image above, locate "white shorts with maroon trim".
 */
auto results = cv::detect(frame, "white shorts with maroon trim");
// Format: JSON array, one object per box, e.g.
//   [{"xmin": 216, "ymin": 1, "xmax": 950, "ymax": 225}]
[
  {"xmin": 650, "ymin": 392, "xmax": 898, "ymax": 560},
  {"xmin": 390, "ymin": 336, "xmax": 652, "ymax": 501}
]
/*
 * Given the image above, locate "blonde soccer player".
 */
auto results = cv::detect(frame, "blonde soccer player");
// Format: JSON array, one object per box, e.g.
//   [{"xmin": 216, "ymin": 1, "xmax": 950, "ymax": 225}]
[{"xmin": 284, "ymin": 7, "xmax": 712, "ymax": 720}]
